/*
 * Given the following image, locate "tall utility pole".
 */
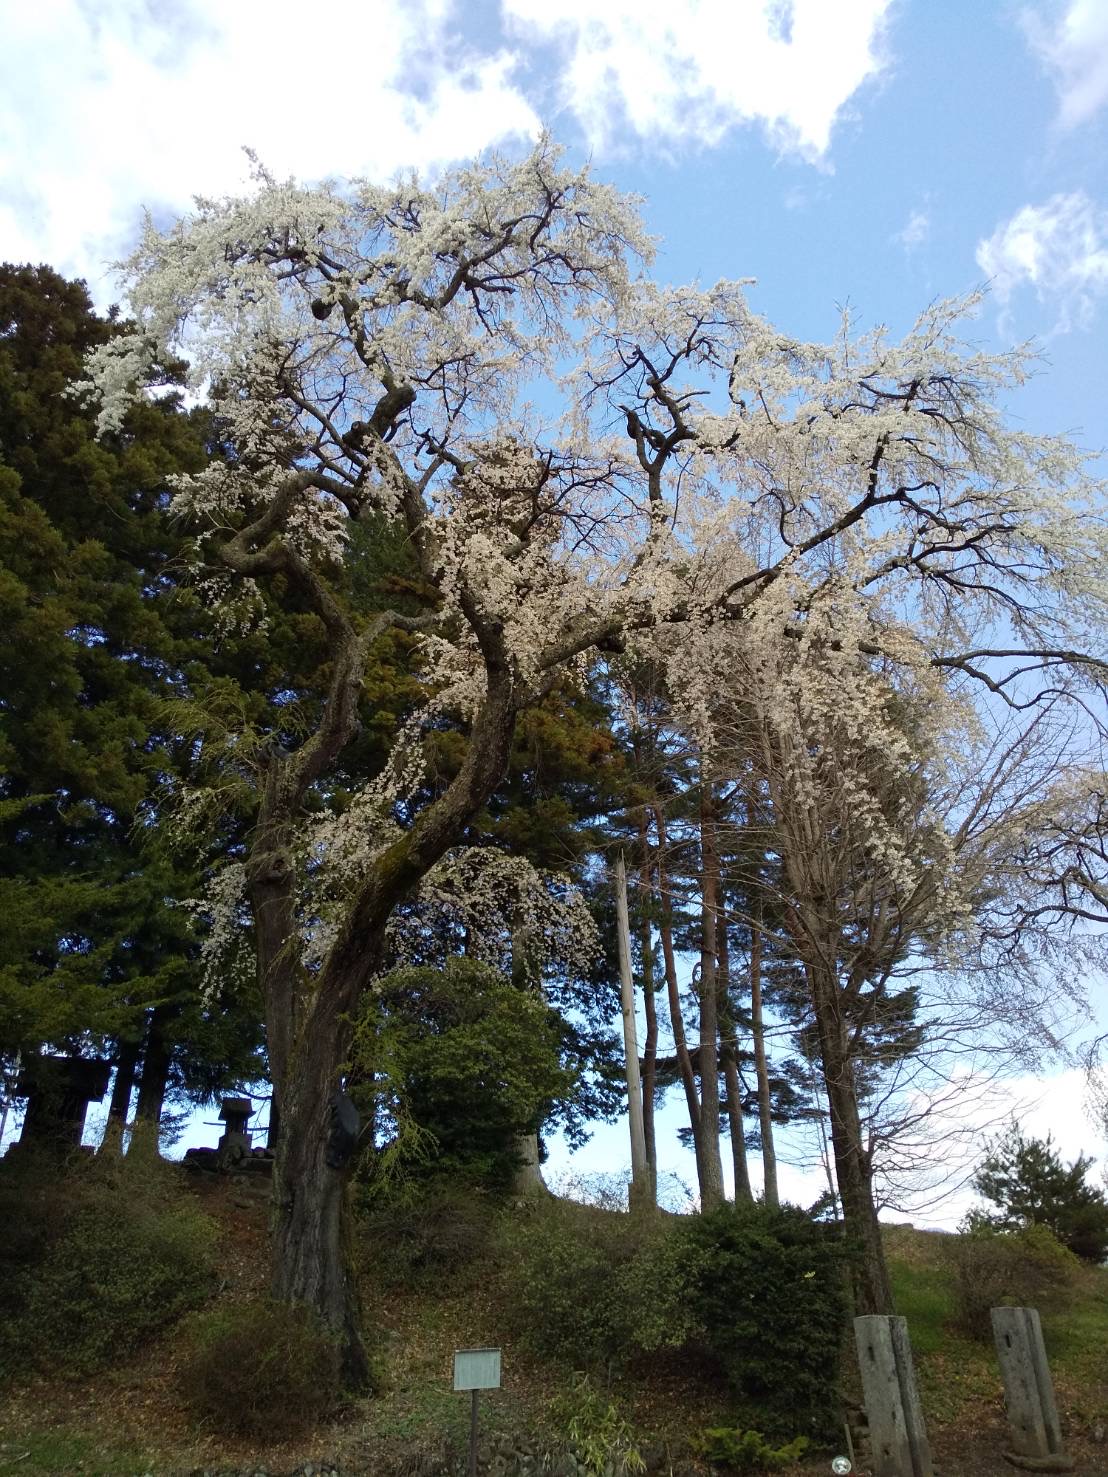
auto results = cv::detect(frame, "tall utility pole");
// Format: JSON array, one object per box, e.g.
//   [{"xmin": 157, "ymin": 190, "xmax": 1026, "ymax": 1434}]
[{"xmin": 614, "ymin": 851, "xmax": 652, "ymax": 1209}]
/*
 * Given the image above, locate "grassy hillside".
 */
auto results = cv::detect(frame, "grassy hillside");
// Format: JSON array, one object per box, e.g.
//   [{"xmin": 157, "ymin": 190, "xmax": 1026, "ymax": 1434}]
[{"xmin": 1, "ymin": 1170, "xmax": 1107, "ymax": 1476}]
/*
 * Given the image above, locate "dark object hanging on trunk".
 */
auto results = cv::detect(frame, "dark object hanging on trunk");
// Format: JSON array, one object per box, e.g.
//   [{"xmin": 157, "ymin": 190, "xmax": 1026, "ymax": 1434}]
[{"xmin": 325, "ymin": 1088, "xmax": 360, "ymax": 1170}]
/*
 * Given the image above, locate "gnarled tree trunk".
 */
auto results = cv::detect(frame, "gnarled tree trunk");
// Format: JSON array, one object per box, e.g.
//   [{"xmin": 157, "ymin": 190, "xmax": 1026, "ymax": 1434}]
[{"xmin": 249, "ymin": 665, "xmax": 519, "ymax": 1387}]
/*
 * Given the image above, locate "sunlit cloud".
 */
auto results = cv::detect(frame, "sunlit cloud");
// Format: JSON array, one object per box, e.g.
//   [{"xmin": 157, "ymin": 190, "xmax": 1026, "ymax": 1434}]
[
  {"xmin": 501, "ymin": 0, "xmax": 892, "ymax": 160},
  {"xmin": 0, "ymin": 0, "xmax": 540, "ymax": 301},
  {"xmin": 1022, "ymin": 0, "xmax": 1108, "ymax": 129},
  {"xmin": 976, "ymin": 191, "xmax": 1108, "ymax": 331},
  {"xmin": 893, "ymin": 207, "xmax": 931, "ymax": 251}
]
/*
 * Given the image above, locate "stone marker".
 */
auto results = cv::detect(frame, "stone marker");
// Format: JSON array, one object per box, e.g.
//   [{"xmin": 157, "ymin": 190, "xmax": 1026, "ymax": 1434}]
[
  {"xmin": 853, "ymin": 1315, "xmax": 934, "ymax": 1477},
  {"xmin": 13, "ymin": 1055, "xmax": 111, "ymax": 1154},
  {"xmin": 991, "ymin": 1306, "xmax": 1073, "ymax": 1472}
]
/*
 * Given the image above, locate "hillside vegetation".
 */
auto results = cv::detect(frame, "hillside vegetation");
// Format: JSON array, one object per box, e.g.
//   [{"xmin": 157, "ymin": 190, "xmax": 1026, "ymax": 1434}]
[{"xmin": 1, "ymin": 1161, "xmax": 1107, "ymax": 1477}]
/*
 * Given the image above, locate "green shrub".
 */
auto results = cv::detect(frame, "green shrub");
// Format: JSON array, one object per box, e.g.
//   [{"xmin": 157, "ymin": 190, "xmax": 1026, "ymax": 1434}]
[
  {"xmin": 551, "ymin": 1374, "xmax": 645, "ymax": 1477},
  {"xmin": 502, "ymin": 1199, "xmax": 692, "ymax": 1368},
  {"xmin": 505, "ymin": 1198, "xmax": 845, "ymax": 1445},
  {"xmin": 0, "ymin": 1155, "xmax": 217, "ymax": 1377},
  {"xmin": 695, "ymin": 1427, "xmax": 809, "ymax": 1474},
  {"xmin": 950, "ymin": 1219, "xmax": 1080, "ymax": 1339},
  {"xmin": 352, "ymin": 959, "xmax": 576, "ymax": 1189},
  {"xmin": 177, "ymin": 1298, "xmax": 342, "ymax": 1438},
  {"xmin": 674, "ymin": 1204, "xmax": 847, "ymax": 1443},
  {"xmin": 357, "ymin": 1177, "xmax": 497, "ymax": 1288}
]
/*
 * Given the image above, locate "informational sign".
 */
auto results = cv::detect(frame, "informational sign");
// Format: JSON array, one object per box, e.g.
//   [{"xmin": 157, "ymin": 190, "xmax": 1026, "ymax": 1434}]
[{"xmin": 453, "ymin": 1347, "xmax": 502, "ymax": 1391}]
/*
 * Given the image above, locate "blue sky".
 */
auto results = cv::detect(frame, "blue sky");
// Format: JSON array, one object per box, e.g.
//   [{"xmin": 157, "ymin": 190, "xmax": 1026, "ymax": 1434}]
[{"xmin": 3, "ymin": 0, "xmax": 1108, "ymax": 1219}]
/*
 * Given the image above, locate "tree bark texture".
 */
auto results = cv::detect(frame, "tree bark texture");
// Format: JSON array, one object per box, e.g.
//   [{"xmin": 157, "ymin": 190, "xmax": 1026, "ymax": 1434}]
[
  {"xmin": 808, "ymin": 961, "xmax": 894, "ymax": 1315},
  {"xmin": 128, "ymin": 1003, "xmax": 173, "ymax": 1157},
  {"xmin": 99, "ymin": 1034, "xmax": 140, "ymax": 1156},
  {"xmin": 250, "ymin": 665, "xmax": 519, "ymax": 1387}
]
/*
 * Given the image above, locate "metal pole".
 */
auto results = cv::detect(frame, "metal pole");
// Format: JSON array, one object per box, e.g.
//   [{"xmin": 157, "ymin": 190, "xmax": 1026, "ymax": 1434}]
[{"xmin": 469, "ymin": 1387, "xmax": 478, "ymax": 1477}]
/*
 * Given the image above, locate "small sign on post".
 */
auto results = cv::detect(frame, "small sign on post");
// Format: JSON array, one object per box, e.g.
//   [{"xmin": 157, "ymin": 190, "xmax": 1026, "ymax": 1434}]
[{"xmin": 454, "ymin": 1348, "xmax": 501, "ymax": 1477}]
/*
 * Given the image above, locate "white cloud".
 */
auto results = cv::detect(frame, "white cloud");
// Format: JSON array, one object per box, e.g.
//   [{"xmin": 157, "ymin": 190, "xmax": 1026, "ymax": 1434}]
[
  {"xmin": 501, "ymin": 0, "xmax": 892, "ymax": 160},
  {"xmin": 893, "ymin": 207, "xmax": 930, "ymax": 250},
  {"xmin": 976, "ymin": 191, "xmax": 1108, "ymax": 330},
  {"xmin": 0, "ymin": 0, "xmax": 540, "ymax": 301},
  {"xmin": 1022, "ymin": 0, "xmax": 1108, "ymax": 129}
]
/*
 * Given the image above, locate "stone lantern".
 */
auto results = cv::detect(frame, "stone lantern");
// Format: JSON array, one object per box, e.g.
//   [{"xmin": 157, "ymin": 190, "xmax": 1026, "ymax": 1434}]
[{"xmin": 217, "ymin": 1096, "xmax": 253, "ymax": 1167}]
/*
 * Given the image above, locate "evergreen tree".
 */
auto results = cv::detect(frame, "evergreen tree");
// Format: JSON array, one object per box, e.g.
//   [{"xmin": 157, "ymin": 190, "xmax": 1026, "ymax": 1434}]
[
  {"xmin": 973, "ymin": 1121, "xmax": 1108, "ymax": 1263},
  {"xmin": 0, "ymin": 264, "xmax": 264, "ymax": 1130}
]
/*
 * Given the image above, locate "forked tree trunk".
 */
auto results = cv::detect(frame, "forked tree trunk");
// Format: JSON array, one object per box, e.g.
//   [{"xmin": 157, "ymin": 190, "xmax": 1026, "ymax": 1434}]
[{"xmin": 808, "ymin": 961, "xmax": 894, "ymax": 1315}]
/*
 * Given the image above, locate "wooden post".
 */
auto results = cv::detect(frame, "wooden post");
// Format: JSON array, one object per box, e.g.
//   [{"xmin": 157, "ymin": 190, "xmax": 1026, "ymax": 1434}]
[
  {"xmin": 853, "ymin": 1315, "xmax": 934, "ymax": 1477},
  {"xmin": 991, "ymin": 1307, "xmax": 1071, "ymax": 1470}
]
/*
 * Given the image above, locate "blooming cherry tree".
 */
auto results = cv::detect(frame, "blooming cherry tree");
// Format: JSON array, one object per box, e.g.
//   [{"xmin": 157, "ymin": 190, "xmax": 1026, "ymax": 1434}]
[{"xmin": 81, "ymin": 138, "xmax": 1108, "ymax": 1371}]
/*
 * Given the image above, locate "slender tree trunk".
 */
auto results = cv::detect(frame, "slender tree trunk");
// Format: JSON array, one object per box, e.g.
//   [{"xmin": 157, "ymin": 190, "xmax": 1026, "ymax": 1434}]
[
  {"xmin": 654, "ymin": 805, "xmax": 704, "ymax": 1169},
  {"xmin": 696, "ymin": 781, "xmax": 726, "ymax": 1211},
  {"xmin": 614, "ymin": 851, "xmax": 652, "ymax": 1209},
  {"xmin": 510, "ymin": 916, "xmax": 549, "ymax": 1197},
  {"xmin": 638, "ymin": 815, "xmax": 658, "ymax": 1204},
  {"xmin": 749, "ymin": 920, "xmax": 779, "ymax": 1209},
  {"xmin": 128, "ymin": 1005, "xmax": 173, "ymax": 1158},
  {"xmin": 99, "ymin": 1035, "xmax": 140, "ymax": 1156},
  {"xmin": 808, "ymin": 961, "xmax": 893, "ymax": 1315},
  {"xmin": 717, "ymin": 906, "xmax": 753, "ymax": 1205}
]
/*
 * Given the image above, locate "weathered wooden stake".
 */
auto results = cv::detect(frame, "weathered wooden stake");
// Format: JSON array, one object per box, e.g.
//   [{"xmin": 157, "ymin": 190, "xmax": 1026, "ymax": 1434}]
[
  {"xmin": 853, "ymin": 1315, "xmax": 934, "ymax": 1477},
  {"xmin": 991, "ymin": 1307, "xmax": 1072, "ymax": 1471}
]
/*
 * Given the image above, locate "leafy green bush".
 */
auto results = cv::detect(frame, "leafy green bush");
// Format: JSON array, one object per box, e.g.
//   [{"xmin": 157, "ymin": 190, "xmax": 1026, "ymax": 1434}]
[
  {"xmin": 357, "ymin": 1176, "xmax": 497, "ymax": 1288},
  {"xmin": 505, "ymin": 1197, "xmax": 845, "ymax": 1445},
  {"xmin": 675, "ymin": 1204, "xmax": 847, "ymax": 1442},
  {"xmin": 695, "ymin": 1427, "xmax": 809, "ymax": 1474},
  {"xmin": 502, "ymin": 1198, "xmax": 693, "ymax": 1368},
  {"xmin": 177, "ymin": 1298, "xmax": 342, "ymax": 1438},
  {"xmin": 352, "ymin": 959, "xmax": 576, "ymax": 1189},
  {"xmin": 0, "ymin": 1154, "xmax": 217, "ymax": 1377},
  {"xmin": 551, "ymin": 1374, "xmax": 645, "ymax": 1477},
  {"xmin": 950, "ymin": 1218, "xmax": 1081, "ymax": 1339}
]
